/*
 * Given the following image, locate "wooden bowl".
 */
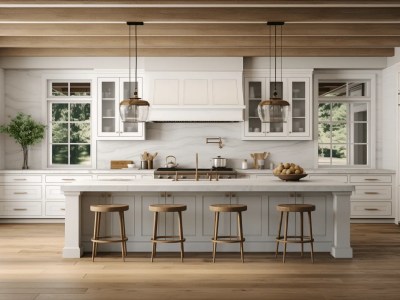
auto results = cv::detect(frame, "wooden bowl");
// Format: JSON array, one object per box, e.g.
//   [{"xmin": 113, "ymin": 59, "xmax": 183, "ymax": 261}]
[{"xmin": 275, "ymin": 173, "xmax": 308, "ymax": 181}]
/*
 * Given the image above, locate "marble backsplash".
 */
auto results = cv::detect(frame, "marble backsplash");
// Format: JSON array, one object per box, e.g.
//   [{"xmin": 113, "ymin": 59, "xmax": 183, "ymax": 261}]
[{"xmin": 96, "ymin": 122, "xmax": 315, "ymax": 170}]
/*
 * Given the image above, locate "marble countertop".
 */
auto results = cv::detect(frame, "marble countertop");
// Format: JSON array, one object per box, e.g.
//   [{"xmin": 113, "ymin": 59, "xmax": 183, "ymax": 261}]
[
  {"xmin": 0, "ymin": 168, "xmax": 395, "ymax": 174},
  {"xmin": 61, "ymin": 178, "xmax": 354, "ymax": 193}
]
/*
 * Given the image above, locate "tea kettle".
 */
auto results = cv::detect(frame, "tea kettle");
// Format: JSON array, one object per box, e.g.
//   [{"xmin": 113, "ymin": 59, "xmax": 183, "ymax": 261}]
[{"xmin": 165, "ymin": 155, "xmax": 178, "ymax": 168}]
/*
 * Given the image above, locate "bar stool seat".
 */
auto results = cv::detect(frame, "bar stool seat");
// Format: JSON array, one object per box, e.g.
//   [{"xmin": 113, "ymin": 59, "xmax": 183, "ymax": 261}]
[
  {"xmin": 90, "ymin": 204, "xmax": 129, "ymax": 262},
  {"xmin": 149, "ymin": 204, "xmax": 187, "ymax": 262},
  {"xmin": 275, "ymin": 204, "xmax": 315, "ymax": 263},
  {"xmin": 209, "ymin": 204, "xmax": 247, "ymax": 263}
]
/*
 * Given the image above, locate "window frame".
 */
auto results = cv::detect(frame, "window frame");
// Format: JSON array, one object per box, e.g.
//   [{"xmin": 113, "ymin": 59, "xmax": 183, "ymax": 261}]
[
  {"xmin": 43, "ymin": 74, "xmax": 96, "ymax": 169},
  {"xmin": 314, "ymin": 72, "xmax": 376, "ymax": 169}
]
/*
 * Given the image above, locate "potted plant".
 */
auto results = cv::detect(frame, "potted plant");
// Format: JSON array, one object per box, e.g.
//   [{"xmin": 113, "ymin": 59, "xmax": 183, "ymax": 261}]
[{"xmin": 0, "ymin": 113, "xmax": 46, "ymax": 169}]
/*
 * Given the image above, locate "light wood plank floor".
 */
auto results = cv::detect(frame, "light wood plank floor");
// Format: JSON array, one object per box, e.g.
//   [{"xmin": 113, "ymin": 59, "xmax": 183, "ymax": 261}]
[{"xmin": 0, "ymin": 223, "xmax": 399, "ymax": 300}]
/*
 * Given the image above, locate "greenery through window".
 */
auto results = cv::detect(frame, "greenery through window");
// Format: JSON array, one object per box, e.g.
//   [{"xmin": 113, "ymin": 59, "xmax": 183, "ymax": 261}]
[
  {"xmin": 318, "ymin": 102, "xmax": 368, "ymax": 166},
  {"xmin": 50, "ymin": 102, "xmax": 91, "ymax": 166}
]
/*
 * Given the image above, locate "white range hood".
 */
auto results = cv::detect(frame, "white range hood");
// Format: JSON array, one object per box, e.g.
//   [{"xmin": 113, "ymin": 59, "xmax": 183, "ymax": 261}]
[{"xmin": 144, "ymin": 58, "xmax": 245, "ymax": 122}]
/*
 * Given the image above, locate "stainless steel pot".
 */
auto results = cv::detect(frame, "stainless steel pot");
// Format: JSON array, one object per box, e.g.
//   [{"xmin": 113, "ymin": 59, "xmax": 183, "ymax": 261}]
[{"xmin": 211, "ymin": 156, "xmax": 227, "ymax": 168}]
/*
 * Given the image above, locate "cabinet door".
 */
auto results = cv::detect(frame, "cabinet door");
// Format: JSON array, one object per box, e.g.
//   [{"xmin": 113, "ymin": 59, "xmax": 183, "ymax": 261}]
[
  {"xmin": 265, "ymin": 79, "xmax": 289, "ymax": 137},
  {"xmin": 244, "ymin": 78, "xmax": 265, "ymax": 137},
  {"xmin": 98, "ymin": 78, "xmax": 120, "ymax": 137},
  {"xmin": 287, "ymin": 78, "xmax": 311, "ymax": 138},
  {"xmin": 97, "ymin": 77, "xmax": 145, "ymax": 140},
  {"xmin": 119, "ymin": 78, "xmax": 145, "ymax": 138}
]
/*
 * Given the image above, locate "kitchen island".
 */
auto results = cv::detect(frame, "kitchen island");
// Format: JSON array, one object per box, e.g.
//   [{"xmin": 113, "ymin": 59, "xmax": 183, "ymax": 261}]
[{"xmin": 61, "ymin": 178, "xmax": 354, "ymax": 259}]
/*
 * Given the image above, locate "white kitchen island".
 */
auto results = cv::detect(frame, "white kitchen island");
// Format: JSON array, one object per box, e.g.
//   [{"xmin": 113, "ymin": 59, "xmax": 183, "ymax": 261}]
[{"xmin": 61, "ymin": 178, "xmax": 354, "ymax": 259}]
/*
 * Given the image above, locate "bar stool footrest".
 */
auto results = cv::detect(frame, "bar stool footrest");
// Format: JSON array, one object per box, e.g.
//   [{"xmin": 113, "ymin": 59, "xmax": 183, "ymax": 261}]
[
  {"xmin": 212, "ymin": 236, "xmax": 245, "ymax": 243},
  {"xmin": 152, "ymin": 236, "xmax": 186, "ymax": 243},
  {"xmin": 276, "ymin": 236, "xmax": 314, "ymax": 244},
  {"xmin": 92, "ymin": 236, "xmax": 128, "ymax": 243}
]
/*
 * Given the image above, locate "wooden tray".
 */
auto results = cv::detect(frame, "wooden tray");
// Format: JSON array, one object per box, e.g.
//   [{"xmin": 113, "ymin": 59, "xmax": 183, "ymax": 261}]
[{"xmin": 110, "ymin": 160, "xmax": 134, "ymax": 169}]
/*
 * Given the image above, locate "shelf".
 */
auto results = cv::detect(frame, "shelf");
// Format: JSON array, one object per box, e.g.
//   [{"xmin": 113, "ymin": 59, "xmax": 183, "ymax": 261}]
[
  {"xmin": 102, "ymin": 98, "xmax": 115, "ymax": 101},
  {"xmin": 249, "ymin": 98, "xmax": 262, "ymax": 101},
  {"xmin": 102, "ymin": 116, "xmax": 115, "ymax": 119},
  {"xmin": 292, "ymin": 116, "xmax": 306, "ymax": 119},
  {"xmin": 292, "ymin": 98, "xmax": 306, "ymax": 101}
]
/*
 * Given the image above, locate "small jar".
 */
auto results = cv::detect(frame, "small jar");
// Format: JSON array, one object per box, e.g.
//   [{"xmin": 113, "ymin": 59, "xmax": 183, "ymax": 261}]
[{"xmin": 241, "ymin": 159, "xmax": 248, "ymax": 170}]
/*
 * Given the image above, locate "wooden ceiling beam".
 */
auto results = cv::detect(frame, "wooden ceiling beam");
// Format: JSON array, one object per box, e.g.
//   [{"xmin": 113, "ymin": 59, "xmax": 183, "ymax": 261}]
[
  {"xmin": 0, "ymin": 1, "xmax": 399, "ymax": 5},
  {"xmin": 0, "ymin": 7, "xmax": 400, "ymax": 23},
  {"xmin": 1, "ymin": 23, "xmax": 400, "ymax": 37},
  {"xmin": 0, "ymin": 36, "xmax": 399, "ymax": 48},
  {"xmin": 0, "ymin": 47, "xmax": 393, "ymax": 57}
]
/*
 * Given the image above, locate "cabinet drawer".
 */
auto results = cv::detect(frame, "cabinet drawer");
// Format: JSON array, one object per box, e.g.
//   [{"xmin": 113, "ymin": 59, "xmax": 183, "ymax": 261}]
[
  {"xmin": 351, "ymin": 201, "xmax": 392, "ymax": 217},
  {"xmin": 308, "ymin": 175, "xmax": 348, "ymax": 183},
  {"xmin": 45, "ymin": 201, "xmax": 65, "ymax": 216},
  {"xmin": 97, "ymin": 175, "xmax": 137, "ymax": 181},
  {"xmin": 351, "ymin": 186, "xmax": 392, "ymax": 200},
  {"xmin": 0, "ymin": 175, "xmax": 42, "ymax": 183},
  {"xmin": 349, "ymin": 175, "xmax": 392, "ymax": 183},
  {"xmin": 45, "ymin": 175, "xmax": 92, "ymax": 183},
  {"xmin": 0, "ymin": 201, "xmax": 42, "ymax": 216},
  {"xmin": 45, "ymin": 185, "xmax": 65, "ymax": 200},
  {"xmin": 0, "ymin": 186, "xmax": 42, "ymax": 200}
]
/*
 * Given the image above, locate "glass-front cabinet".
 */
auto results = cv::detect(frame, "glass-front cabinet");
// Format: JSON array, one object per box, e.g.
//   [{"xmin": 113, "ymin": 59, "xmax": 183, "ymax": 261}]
[
  {"xmin": 243, "ymin": 71, "xmax": 312, "ymax": 140},
  {"xmin": 97, "ymin": 77, "xmax": 145, "ymax": 140}
]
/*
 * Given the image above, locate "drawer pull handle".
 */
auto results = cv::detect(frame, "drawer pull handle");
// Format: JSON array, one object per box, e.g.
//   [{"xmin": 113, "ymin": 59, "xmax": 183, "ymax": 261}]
[
  {"xmin": 13, "ymin": 178, "xmax": 27, "ymax": 181},
  {"xmin": 364, "ymin": 178, "xmax": 379, "ymax": 181},
  {"xmin": 62, "ymin": 179, "xmax": 76, "ymax": 181},
  {"xmin": 364, "ymin": 208, "xmax": 379, "ymax": 211},
  {"xmin": 60, "ymin": 208, "xmax": 66, "ymax": 211},
  {"xmin": 13, "ymin": 208, "xmax": 28, "ymax": 211},
  {"xmin": 364, "ymin": 192, "xmax": 379, "ymax": 195},
  {"xmin": 14, "ymin": 192, "xmax": 28, "ymax": 195}
]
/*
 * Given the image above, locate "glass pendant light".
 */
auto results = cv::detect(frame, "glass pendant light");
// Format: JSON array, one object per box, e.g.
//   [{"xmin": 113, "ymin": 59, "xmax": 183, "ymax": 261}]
[
  {"xmin": 258, "ymin": 21, "xmax": 289, "ymax": 123},
  {"xmin": 119, "ymin": 21, "xmax": 150, "ymax": 123}
]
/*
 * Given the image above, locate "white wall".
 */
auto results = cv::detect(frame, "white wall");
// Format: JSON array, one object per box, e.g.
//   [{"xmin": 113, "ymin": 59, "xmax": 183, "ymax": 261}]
[
  {"xmin": 387, "ymin": 48, "xmax": 400, "ymax": 68},
  {"xmin": 0, "ymin": 68, "xmax": 4, "ymax": 169},
  {"xmin": 380, "ymin": 64, "xmax": 400, "ymax": 169},
  {"xmin": 0, "ymin": 56, "xmax": 393, "ymax": 170},
  {"xmin": 244, "ymin": 57, "xmax": 388, "ymax": 70}
]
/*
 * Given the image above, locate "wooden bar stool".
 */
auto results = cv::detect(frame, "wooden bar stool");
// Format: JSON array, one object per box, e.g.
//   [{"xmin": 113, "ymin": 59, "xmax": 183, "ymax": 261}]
[
  {"xmin": 275, "ymin": 204, "xmax": 315, "ymax": 263},
  {"xmin": 209, "ymin": 204, "xmax": 247, "ymax": 263},
  {"xmin": 90, "ymin": 204, "xmax": 129, "ymax": 262},
  {"xmin": 149, "ymin": 204, "xmax": 187, "ymax": 262}
]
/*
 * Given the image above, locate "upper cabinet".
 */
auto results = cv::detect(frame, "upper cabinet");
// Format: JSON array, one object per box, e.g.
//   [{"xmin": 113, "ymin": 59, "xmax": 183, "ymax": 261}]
[
  {"xmin": 242, "ymin": 70, "xmax": 313, "ymax": 140},
  {"xmin": 145, "ymin": 71, "xmax": 245, "ymax": 121},
  {"xmin": 97, "ymin": 77, "xmax": 145, "ymax": 140}
]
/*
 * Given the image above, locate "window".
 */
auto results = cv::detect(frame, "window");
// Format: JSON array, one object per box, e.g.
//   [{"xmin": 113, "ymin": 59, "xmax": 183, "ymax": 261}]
[
  {"xmin": 316, "ymin": 77, "xmax": 373, "ymax": 167},
  {"xmin": 49, "ymin": 102, "xmax": 91, "ymax": 166},
  {"xmin": 46, "ymin": 77, "xmax": 93, "ymax": 168}
]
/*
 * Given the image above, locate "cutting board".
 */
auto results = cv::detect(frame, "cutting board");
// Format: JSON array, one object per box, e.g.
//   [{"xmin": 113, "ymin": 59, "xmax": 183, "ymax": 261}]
[{"xmin": 110, "ymin": 160, "xmax": 134, "ymax": 169}]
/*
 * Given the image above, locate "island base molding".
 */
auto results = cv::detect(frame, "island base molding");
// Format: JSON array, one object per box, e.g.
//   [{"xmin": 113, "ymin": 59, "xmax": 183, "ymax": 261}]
[{"xmin": 62, "ymin": 188, "xmax": 354, "ymax": 259}]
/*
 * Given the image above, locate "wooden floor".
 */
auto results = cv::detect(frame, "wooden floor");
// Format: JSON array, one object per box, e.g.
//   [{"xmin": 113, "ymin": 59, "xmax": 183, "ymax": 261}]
[{"xmin": 0, "ymin": 224, "xmax": 399, "ymax": 300}]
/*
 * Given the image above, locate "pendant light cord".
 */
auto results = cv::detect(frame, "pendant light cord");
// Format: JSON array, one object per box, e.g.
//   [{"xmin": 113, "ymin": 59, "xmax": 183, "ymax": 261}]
[
  {"xmin": 128, "ymin": 25, "xmax": 131, "ymax": 98},
  {"xmin": 274, "ymin": 25, "xmax": 277, "ymax": 97},
  {"xmin": 135, "ymin": 24, "xmax": 138, "ymax": 97}
]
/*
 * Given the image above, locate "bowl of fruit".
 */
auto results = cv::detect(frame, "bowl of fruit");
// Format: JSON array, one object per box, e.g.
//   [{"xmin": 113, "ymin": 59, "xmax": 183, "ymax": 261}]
[{"xmin": 273, "ymin": 162, "xmax": 308, "ymax": 181}]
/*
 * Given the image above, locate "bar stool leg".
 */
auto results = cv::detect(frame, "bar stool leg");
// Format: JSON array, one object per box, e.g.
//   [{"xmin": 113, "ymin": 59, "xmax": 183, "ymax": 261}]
[
  {"xmin": 212, "ymin": 211, "xmax": 220, "ymax": 263},
  {"xmin": 118, "ymin": 211, "xmax": 126, "ymax": 261},
  {"xmin": 283, "ymin": 212, "xmax": 289, "ymax": 263},
  {"xmin": 237, "ymin": 211, "xmax": 244, "ymax": 263},
  {"xmin": 300, "ymin": 211, "xmax": 304, "ymax": 257},
  {"xmin": 275, "ymin": 211, "xmax": 283, "ymax": 258},
  {"xmin": 92, "ymin": 211, "xmax": 99, "ymax": 262},
  {"xmin": 178, "ymin": 211, "xmax": 184, "ymax": 262},
  {"xmin": 121, "ymin": 211, "xmax": 127, "ymax": 258},
  {"xmin": 308, "ymin": 211, "xmax": 314, "ymax": 263},
  {"xmin": 151, "ymin": 211, "xmax": 158, "ymax": 262}
]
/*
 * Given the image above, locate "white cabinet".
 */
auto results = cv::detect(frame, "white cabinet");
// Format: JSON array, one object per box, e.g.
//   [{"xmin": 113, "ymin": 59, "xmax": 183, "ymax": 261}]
[
  {"xmin": 349, "ymin": 174, "xmax": 394, "ymax": 219},
  {"xmin": 97, "ymin": 77, "xmax": 145, "ymax": 140},
  {"xmin": 243, "ymin": 70, "xmax": 312, "ymax": 140},
  {"xmin": 0, "ymin": 174, "xmax": 43, "ymax": 218}
]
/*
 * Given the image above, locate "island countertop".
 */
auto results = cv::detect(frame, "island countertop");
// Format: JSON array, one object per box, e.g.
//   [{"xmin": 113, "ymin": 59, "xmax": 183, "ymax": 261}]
[{"xmin": 61, "ymin": 178, "xmax": 355, "ymax": 193}]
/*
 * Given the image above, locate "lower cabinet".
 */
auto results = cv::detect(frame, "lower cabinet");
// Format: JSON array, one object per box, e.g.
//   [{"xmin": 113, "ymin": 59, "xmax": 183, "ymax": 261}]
[{"xmin": 78, "ymin": 191, "xmax": 332, "ymax": 252}]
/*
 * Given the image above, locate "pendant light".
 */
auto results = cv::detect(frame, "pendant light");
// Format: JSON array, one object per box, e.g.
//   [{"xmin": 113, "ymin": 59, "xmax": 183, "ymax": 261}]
[
  {"xmin": 119, "ymin": 21, "xmax": 150, "ymax": 123},
  {"xmin": 258, "ymin": 21, "xmax": 289, "ymax": 123}
]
